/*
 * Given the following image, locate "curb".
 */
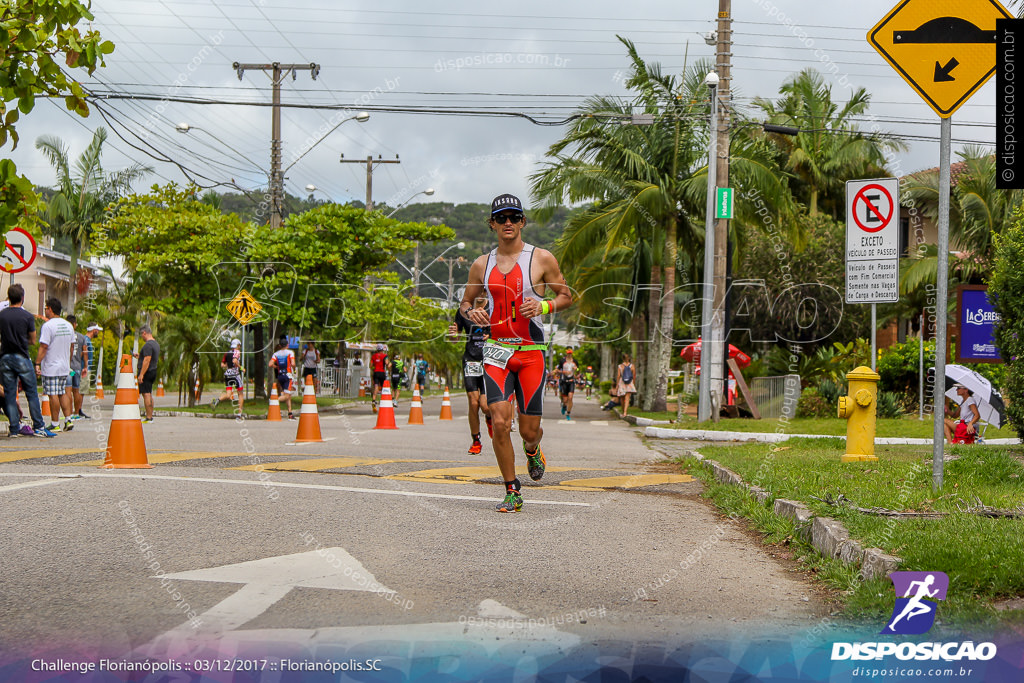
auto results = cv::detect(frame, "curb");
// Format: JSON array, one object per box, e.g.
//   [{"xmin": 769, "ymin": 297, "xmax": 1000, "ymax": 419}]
[
  {"xmin": 677, "ymin": 447, "xmax": 901, "ymax": 580},
  {"xmin": 618, "ymin": 411, "xmax": 673, "ymax": 427},
  {"xmin": 646, "ymin": 427, "xmax": 1019, "ymax": 445}
]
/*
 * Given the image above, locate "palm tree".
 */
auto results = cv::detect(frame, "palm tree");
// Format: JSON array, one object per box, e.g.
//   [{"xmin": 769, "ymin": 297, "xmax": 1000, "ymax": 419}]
[
  {"xmin": 532, "ymin": 39, "xmax": 789, "ymax": 411},
  {"xmin": 35, "ymin": 127, "xmax": 151, "ymax": 312},
  {"xmin": 755, "ymin": 68, "xmax": 905, "ymax": 218}
]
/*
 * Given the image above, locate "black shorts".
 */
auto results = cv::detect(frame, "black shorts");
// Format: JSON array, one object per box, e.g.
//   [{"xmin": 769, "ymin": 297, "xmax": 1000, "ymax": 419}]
[
  {"xmin": 373, "ymin": 371, "xmax": 387, "ymax": 388},
  {"xmin": 559, "ymin": 378, "xmax": 575, "ymax": 395},
  {"xmin": 303, "ymin": 367, "xmax": 317, "ymax": 378},
  {"xmin": 463, "ymin": 358, "xmax": 485, "ymax": 394},
  {"xmin": 139, "ymin": 371, "xmax": 157, "ymax": 395},
  {"xmin": 390, "ymin": 374, "xmax": 402, "ymax": 388},
  {"xmin": 276, "ymin": 373, "xmax": 293, "ymax": 393}
]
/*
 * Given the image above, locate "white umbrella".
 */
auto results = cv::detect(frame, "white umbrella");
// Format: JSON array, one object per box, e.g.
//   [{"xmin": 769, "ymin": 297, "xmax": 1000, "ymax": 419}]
[{"xmin": 938, "ymin": 364, "xmax": 1007, "ymax": 429}]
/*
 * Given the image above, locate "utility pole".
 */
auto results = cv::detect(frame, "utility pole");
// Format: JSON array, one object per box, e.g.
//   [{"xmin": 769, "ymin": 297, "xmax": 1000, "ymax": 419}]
[
  {"xmin": 709, "ymin": 0, "xmax": 732, "ymax": 421},
  {"xmin": 339, "ymin": 154, "xmax": 400, "ymax": 211},
  {"xmin": 233, "ymin": 61, "xmax": 320, "ymax": 229}
]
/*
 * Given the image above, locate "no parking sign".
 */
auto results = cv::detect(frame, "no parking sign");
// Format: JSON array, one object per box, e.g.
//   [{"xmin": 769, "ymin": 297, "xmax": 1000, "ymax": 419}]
[
  {"xmin": 846, "ymin": 178, "xmax": 900, "ymax": 304},
  {"xmin": 1, "ymin": 228, "xmax": 37, "ymax": 274}
]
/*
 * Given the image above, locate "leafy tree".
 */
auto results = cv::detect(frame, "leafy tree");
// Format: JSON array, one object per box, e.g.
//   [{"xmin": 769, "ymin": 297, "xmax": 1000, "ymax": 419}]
[
  {"xmin": 989, "ymin": 207, "xmax": 1024, "ymax": 439},
  {"xmin": 0, "ymin": 0, "xmax": 115, "ymax": 238},
  {"xmin": 532, "ymin": 40, "xmax": 788, "ymax": 411},
  {"xmin": 35, "ymin": 127, "xmax": 151, "ymax": 312},
  {"xmin": 755, "ymin": 68, "xmax": 905, "ymax": 219}
]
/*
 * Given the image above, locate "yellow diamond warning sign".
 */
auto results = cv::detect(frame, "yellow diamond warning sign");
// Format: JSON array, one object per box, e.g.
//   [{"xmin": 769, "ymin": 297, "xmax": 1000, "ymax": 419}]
[
  {"xmin": 868, "ymin": 0, "xmax": 1012, "ymax": 118},
  {"xmin": 226, "ymin": 289, "xmax": 263, "ymax": 325}
]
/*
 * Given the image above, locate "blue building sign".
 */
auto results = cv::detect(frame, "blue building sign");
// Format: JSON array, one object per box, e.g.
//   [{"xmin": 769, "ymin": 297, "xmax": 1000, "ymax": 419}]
[{"xmin": 957, "ymin": 286, "xmax": 1002, "ymax": 364}]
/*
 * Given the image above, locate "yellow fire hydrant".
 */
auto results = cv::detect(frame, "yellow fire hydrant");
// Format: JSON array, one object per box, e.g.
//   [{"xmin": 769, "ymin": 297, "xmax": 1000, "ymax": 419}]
[{"xmin": 837, "ymin": 366, "xmax": 880, "ymax": 463}]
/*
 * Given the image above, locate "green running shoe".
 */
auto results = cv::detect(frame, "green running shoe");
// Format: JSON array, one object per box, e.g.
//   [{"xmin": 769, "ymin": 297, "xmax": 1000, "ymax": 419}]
[
  {"xmin": 495, "ymin": 489, "xmax": 523, "ymax": 513},
  {"xmin": 525, "ymin": 443, "xmax": 546, "ymax": 481}
]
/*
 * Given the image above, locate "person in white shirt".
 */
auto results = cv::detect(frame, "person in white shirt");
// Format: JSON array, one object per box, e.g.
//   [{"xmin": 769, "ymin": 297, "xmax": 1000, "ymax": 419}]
[
  {"xmin": 944, "ymin": 383, "xmax": 981, "ymax": 442},
  {"xmin": 36, "ymin": 298, "xmax": 76, "ymax": 431}
]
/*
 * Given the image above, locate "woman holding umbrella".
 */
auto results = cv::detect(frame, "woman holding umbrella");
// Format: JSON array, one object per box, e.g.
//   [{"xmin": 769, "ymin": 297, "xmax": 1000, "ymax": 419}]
[{"xmin": 944, "ymin": 383, "xmax": 981, "ymax": 443}]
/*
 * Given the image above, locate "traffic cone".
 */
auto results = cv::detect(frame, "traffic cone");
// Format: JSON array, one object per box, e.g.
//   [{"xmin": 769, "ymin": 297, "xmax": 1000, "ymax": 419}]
[
  {"xmin": 407, "ymin": 384, "xmax": 424, "ymax": 425},
  {"xmin": 294, "ymin": 381, "xmax": 323, "ymax": 443},
  {"xmin": 95, "ymin": 373, "xmax": 104, "ymax": 399},
  {"xmin": 156, "ymin": 380, "xmax": 165, "ymax": 397},
  {"xmin": 102, "ymin": 354, "xmax": 151, "ymax": 469},
  {"xmin": 358, "ymin": 377, "xmax": 366, "ymax": 398},
  {"xmin": 267, "ymin": 385, "xmax": 282, "ymax": 421},
  {"xmin": 373, "ymin": 380, "xmax": 398, "ymax": 430},
  {"xmin": 40, "ymin": 394, "xmax": 51, "ymax": 422},
  {"xmin": 194, "ymin": 376, "xmax": 200, "ymax": 401},
  {"xmin": 439, "ymin": 387, "xmax": 453, "ymax": 420}
]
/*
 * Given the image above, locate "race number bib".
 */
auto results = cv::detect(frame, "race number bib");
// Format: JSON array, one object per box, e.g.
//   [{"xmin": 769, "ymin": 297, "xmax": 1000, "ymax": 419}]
[
  {"xmin": 464, "ymin": 361, "xmax": 484, "ymax": 377},
  {"xmin": 482, "ymin": 344, "xmax": 513, "ymax": 370}
]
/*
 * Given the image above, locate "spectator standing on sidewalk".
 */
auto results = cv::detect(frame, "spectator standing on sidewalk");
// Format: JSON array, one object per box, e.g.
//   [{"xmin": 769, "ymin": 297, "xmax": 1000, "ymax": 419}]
[
  {"xmin": 37, "ymin": 298, "xmax": 76, "ymax": 432},
  {"xmin": 136, "ymin": 325, "xmax": 159, "ymax": 423},
  {"xmin": 615, "ymin": 353, "xmax": 638, "ymax": 417},
  {"xmin": 66, "ymin": 314, "xmax": 89, "ymax": 420},
  {"xmin": 0, "ymin": 285, "xmax": 53, "ymax": 437}
]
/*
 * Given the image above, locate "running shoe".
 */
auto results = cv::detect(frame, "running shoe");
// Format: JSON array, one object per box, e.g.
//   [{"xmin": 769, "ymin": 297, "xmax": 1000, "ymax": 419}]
[
  {"xmin": 485, "ymin": 415, "xmax": 493, "ymax": 439},
  {"xmin": 142, "ymin": 417, "xmax": 154, "ymax": 424},
  {"xmin": 566, "ymin": 413, "xmax": 571, "ymax": 421},
  {"xmin": 48, "ymin": 423, "xmax": 61, "ymax": 433},
  {"xmin": 468, "ymin": 439, "xmax": 482, "ymax": 455},
  {"xmin": 211, "ymin": 398, "xmax": 220, "ymax": 413},
  {"xmin": 495, "ymin": 489, "xmax": 523, "ymax": 513},
  {"xmin": 288, "ymin": 412, "xmax": 296, "ymax": 420},
  {"xmin": 19, "ymin": 424, "xmax": 34, "ymax": 436},
  {"xmin": 34, "ymin": 427, "xmax": 57, "ymax": 438},
  {"xmin": 63, "ymin": 420, "xmax": 74, "ymax": 432},
  {"xmin": 561, "ymin": 403, "xmax": 566, "ymax": 415},
  {"xmin": 525, "ymin": 444, "xmax": 546, "ymax": 481},
  {"xmin": 77, "ymin": 410, "xmax": 90, "ymax": 419}
]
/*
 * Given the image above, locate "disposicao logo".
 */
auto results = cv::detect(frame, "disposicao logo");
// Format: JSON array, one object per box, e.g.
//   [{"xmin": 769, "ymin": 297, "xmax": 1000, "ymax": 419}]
[
  {"xmin": 831, "ymin": 571, "xmax": 997, "ymax": 663},
  {"xmin": 883, "ymin": 571, "xmax": 948, "ymax": 635}
]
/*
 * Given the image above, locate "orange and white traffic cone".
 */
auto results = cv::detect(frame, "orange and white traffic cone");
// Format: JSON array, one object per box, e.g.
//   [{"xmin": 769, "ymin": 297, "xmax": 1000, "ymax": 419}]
[
  {"xmin": 40, "ymin": 394, "xmax": 51, "ymax": 423},
  {"xmin": 94, "ymin": 374, "xmax": 104, "ymax": 399},
  {"xmin": 267, "ymin": 385, "xmax": 281, "ymax": 421},
  {"xmin": 294, "ymin": 381, "xmax": 323, "ymax": 443},
  {"xmin": 439, "ymin": 387, "xmax": 453, "ymax": 420},
  {"xmin": 358, "ymin": 377, "xmax": 367, "ymax": 398},
  {"xmin": 193, "ymin": 376, "xmax": 200, "ymax": 401},
  {"xmin": 374, "ymin": 380, "xmax": 398, "ymax": 430},
  {"xmin": 103, "ymin": 354, "xmax": 151, "ymax": 469},
  {"xmin": 156, "ymin": 380, "xmax": 165, "ymax": 397},
  {"xmin": 407, "ymin": 384, "xmax": 424, "ymax": 425}
]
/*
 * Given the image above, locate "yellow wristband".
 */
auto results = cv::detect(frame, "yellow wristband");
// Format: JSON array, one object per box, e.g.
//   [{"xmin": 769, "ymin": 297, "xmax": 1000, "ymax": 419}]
[{"xmin": 541, "ymin": 300, "xmax": 551, "ymax": 315}]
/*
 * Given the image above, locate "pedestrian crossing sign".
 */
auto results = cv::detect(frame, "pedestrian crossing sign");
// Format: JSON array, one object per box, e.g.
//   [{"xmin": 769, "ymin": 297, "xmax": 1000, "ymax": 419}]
[{"xmin": 227, "ymin": 289, "xmax": 263, "ymax": 324}]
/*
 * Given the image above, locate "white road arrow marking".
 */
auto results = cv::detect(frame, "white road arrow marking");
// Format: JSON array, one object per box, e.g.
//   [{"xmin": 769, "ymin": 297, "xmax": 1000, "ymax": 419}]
[{"xmin": 134, "ymin": 547, "xmax": 390, "ymax": 658}]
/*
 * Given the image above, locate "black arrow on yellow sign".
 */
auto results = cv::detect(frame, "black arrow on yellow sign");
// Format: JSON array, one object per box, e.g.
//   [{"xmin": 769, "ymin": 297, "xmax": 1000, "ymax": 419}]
[{"xmin": 934, "ymin": 57, "xmax": 960, "ymax": 82}]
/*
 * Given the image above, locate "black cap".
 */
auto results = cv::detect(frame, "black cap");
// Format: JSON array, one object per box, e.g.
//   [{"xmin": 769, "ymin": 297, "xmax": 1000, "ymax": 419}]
[{"xmin": 491, "ymin": 194, "xmax": 524, "ymax": 215}]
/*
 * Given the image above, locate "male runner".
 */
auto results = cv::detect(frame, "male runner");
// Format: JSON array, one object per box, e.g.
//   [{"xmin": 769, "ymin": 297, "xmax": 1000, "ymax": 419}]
[
  {"xmin": 212, "ymin": 338, "xmax": 244, "ymax": 414},
  {"xmin": 270, "ymin": 337, "xmax": 296, "ymax": 419},
  {"xmin": 557, "ymin": 349, "xmax": 578, "ymax": 421},
  {"xmin": 448, "ymin": 296, "xmax": 491, "ymax": 455},
  {"xmin": 370, "ymin": 344, "xmax": 388, "ymax": 412},
  {"xmin": 389, "ymin": 352, "xmax": 404, "ymax": 405},
  {"xmin": 461, "ymin": 193, "xmax": 572, "ymax": 512},
  {"xmin": 583, "ymin": 365, "xmax": 594, "ymax": 399}
]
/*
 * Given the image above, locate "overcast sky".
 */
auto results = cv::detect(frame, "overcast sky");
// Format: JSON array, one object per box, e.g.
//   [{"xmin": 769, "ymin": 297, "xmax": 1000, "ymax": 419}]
[{"xmin": 6, "ymin": 0, "xmax": 1003, "ymax": 211}]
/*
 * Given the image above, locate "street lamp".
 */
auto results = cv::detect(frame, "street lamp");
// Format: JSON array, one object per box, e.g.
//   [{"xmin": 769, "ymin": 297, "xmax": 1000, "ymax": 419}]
[
  {"xmin": 698, "ymin": 71, "xmax": 719, "ymax": 423},
  {"xmin": 283, "ymin": 111, "xmax": 369, "ymax": 176},
  {"xmin": 387, "ymin": 188, "xmax": 437, "ymax": 295},
  {"xmin": 176, "ymin": 122, "xmax": 267, "ymax": 177},
  {"xmin": 305, "ymin": 184, "xmax": 330, "ymax": 203}
]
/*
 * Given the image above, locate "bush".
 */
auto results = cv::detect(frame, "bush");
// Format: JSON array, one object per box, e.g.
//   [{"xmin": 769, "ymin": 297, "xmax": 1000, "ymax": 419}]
[
  {"xmin": 818, "ymin": 378, "xmax": 842, "ymax": 404},
  {"xmin": 797, "ymin": 387, "xmax": 833, "ymax": 418},
  {"xmin": 876, "ymin": 391, "xmax": 903, "ymax": 419},
  {"xmin": 991, "ymin": 210, "xmax": 1024, "ymax": 439}
]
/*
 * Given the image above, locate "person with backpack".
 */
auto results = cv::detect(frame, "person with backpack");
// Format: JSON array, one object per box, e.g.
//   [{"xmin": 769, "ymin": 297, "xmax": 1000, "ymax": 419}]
[{"xmin": 615, "ymin": 353, "xmax": 638, "ymax": 417}]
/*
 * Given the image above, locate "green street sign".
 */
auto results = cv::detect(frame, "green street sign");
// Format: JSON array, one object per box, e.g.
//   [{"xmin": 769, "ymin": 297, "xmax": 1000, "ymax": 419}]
[{"xmin": 716, "ymin": 187, "xmax": 734, "ymax": 219}]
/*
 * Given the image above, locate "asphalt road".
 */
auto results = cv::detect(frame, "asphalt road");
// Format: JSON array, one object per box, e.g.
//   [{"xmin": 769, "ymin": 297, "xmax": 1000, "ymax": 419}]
[{"xmin": 0, "ymin": 390, "xmax": 824, "ymax": 676}]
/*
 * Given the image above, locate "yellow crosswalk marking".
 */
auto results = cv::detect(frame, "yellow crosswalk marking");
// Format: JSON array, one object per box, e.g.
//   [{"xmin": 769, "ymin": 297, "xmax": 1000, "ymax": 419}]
[
  {"xmin": 63, "ymin": 451, "xmax": 270, "ymax": 467},
  {"xmin": 230, "ymin": 457, "xmax": 441, "ymax": 473},
  {"xmin": 387, "ymin": 465, "xmax": 598, "ymax": 485},
  {"xmin": 0, "ymin": 449, "xmax": 99, "ymax": 464},
  {"xmin": 558, "ymin": 474, "xmax": 694, "ymax": 489}
]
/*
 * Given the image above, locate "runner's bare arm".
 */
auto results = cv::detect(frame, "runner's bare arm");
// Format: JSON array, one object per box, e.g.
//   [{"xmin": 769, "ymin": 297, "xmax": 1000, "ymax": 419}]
[
  {"xmin": 461, "ymin": 255, "xmax": 490, "ymax": 325},
  {"xmin": 520, "ymin": 248, "xmax": 572, "ymax": 318}
]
